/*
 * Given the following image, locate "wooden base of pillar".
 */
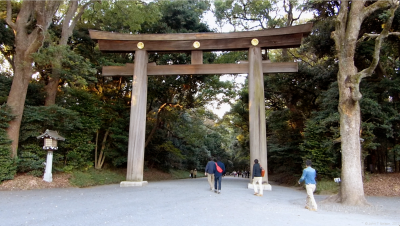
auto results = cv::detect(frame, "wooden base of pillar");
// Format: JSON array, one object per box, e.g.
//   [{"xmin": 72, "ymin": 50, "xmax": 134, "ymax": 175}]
[{"xmin": 120, "ymin": 181, "xmax": 148, "ymax": 187}]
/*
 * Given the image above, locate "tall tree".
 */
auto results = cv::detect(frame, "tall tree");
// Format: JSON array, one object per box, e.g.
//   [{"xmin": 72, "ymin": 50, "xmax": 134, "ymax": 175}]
[
  {"xmin": 332, "ymin": 0, "xmax": 398, "ymax": 205},
  {"xmin": 5, "ymin": 0, "xmax": 61, "ymax": 157},
  {"xmin": 44, "ymin": 0, "xmax": 96, "ymax": 106},
  {"xmin": 214, "ymin": 0, "xmax": 283, "ymax": 31}
]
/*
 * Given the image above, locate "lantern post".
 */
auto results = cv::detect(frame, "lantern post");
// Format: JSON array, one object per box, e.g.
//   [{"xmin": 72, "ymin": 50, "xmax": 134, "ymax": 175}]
[{"xmin": 37, "ymin": 130, "xmax": 65, "ymax": 182}]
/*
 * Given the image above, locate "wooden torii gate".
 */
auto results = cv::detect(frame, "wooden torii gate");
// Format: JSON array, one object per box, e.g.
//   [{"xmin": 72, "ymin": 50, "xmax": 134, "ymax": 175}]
[{"xmin": 89, "ymin": 23, "xmax": 312, "ymax": 188}]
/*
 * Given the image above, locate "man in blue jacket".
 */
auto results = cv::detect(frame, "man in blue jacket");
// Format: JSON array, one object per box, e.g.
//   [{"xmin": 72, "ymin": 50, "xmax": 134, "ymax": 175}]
[
  {"xmin": 298, "ymin": 159, "xmax": 317, "ymax": 211},
  {"xmin": 214, "ymin": 157, "xmax": 225, "ymax": 194},
  {"xmin": 205, "ymin": 157, "xmax": 215, "ymax": 191}
]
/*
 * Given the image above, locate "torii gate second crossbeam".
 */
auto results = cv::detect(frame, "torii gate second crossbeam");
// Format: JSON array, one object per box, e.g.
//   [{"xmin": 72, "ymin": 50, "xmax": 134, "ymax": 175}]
[{"xmin": 89, "ymin": 23, "xmax": 313, "ymax": 188}]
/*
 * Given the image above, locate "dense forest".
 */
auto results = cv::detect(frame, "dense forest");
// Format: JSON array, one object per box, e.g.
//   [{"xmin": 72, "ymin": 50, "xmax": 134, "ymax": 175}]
[{"xmin": 0, "ymin": 0, "xmax": 399, "ymax": 204}]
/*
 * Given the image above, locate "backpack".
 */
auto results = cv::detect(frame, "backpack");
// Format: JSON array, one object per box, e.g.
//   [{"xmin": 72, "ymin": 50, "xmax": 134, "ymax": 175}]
[{"xmin": 215, "ymin": 162, "xmax": 223, "ymax": 173}]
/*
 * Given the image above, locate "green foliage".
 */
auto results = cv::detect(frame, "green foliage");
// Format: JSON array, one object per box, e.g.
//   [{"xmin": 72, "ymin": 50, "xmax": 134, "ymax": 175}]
[
  {"xmin": 0, "ymin": 76, "xmax": 46, "ymax": 106},
  {"xmin": 17, "ymin": 144, "xmax": 45, "ymax": 174},
  {"xmin": 301, "ymin": 118, "xmax": 341, "ymax": 178},
  {"xmin": 81, "ymin": 0, "xmax": 160, "ymax": 32},
  {"xmin": 315, "ymin": 179, "xmax": 339, "ymax": 195},
  {"xmin": 18, "ymin": 89, "xmax": 104, "ymax": 173},
  {"xmin": 0, "ymin": 76, "xmax": 11, "ymax": 105},
  {"xmin": 32, "ymin": 44, "xmax": 97, "ymax": 88},
  {"xmin": 214, "ymin": 0, "xmax": 284, "ymax": 30},
  {"xmin": 69, "ymin": 168, "xmax": 125, "ymax": 187},
  {"xmin": 0, "ymin": 105, "xmax": 16, "ymax": 182},
  {"xmin": 142, "ymin": 0, "xmax": 210, "ymax": 33}
]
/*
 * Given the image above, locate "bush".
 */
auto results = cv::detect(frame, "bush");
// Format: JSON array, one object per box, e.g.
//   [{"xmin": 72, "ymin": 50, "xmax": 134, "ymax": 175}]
[
  {"xmin": 69, "ymin": 168, "xmax": 125, "ymax": 187},
  {"xmin": 17, "ymin": 145, "xmax": 45, "ymax": 173},
  {"xmin": 0, "ymin": 145, "xmax": 16, "ymax": 182},
  {"xmin": 0, "ymin": 105, "xmax": 16, "ymax": 182},
  {"xmin": 315, "ymin": 179, "xmax": 339, "ymax": 195}
]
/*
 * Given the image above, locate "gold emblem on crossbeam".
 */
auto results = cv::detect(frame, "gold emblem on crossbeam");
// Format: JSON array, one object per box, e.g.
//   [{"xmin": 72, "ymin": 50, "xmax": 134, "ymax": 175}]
[
  {"xmin": 137, "ymin": 42, "xmax": 145, "ymax": 49},
  {"xmin": 251, "ymin": 38, "xmax": 259, "ymax": 46},
  {"xmin": 193, "ymin": 41, "xmax": 200, "ymax": 48}
]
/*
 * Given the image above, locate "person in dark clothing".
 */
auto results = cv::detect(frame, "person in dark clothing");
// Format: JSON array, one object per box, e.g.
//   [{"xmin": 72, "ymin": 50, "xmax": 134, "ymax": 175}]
[
  {"xmin": 205, "ymin": 157, "xmax": 215, "ymax": 191},
  {"xmin": 213, "ymin": 157, "xmax": 226, "ymax": 194},
  {"xmin": 252, "ymin": 159, "xmax": 263, "ymax": 196}
]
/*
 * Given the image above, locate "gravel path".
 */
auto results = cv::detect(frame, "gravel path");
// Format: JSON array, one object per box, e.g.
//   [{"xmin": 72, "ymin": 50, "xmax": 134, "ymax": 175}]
[{"xmin": 0, "ymin": 176, "xmax": 399, "ymax": 226}]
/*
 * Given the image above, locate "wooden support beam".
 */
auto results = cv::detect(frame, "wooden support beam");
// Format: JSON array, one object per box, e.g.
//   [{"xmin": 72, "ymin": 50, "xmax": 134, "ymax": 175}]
[
  {"xmin": 248, "ymin": 46, "xmax": 268, "ymax": 184},
  {"xmin": 96, "ymin": 33, "xmax": 303, "ymax": 52},
  {"xmin": 126, "ymin": 50, "xmax": 148, "ymax": 182},
  {"xmin": 90, "ymin": 23, "xmax": 312, "ymax": 41},
  {"xmin": 102, "ymin": 62, "xmax": 298, "ymax": 76},
  {"xmin": 191, "ymin": 51, "xmax": 203, "ymax": 64}
]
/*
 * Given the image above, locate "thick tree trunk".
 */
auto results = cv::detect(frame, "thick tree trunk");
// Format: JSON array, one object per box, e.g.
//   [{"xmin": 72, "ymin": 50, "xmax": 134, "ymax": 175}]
[
  {"xmin": 6, "ymin": 52, "xmax": 33, "ymax": 157},
  {"xmin": 44, "ymin": 70, "xmax": 60, "ymax": 106},
  {"xmin": 6, "ymin": 0, "xmax": 61, "ymax": 157},
  {"xmin": 331, "ymin": 0, "xmax": 397, "ymax": 205},
  {"xmin": 337, "ymin": 67, "xmax": 368, "ymax": 205}
]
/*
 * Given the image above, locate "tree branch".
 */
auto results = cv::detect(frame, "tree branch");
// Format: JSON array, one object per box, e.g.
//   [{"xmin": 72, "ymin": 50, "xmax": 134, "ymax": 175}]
[
  {"xmin": 6, "ymin": 0, "xmax": 16, "ymax": 30},
  {"xmin": 332, "ymin": 1, "xmax": 348, "ymax": 49},
  {"xmin": 360, "ymin": 0, "xmax": 393, "ymax": 22},
  {"xmin": 61, "ymin": 0, "xmax": 97, "ymax": 45},
  {"xmin": 358, "ymin": 32, "xmax": 400, "ymax": 43},
  {"xmin": 359, "ymin": 3, "xmax": 399, "ymax": 80}
]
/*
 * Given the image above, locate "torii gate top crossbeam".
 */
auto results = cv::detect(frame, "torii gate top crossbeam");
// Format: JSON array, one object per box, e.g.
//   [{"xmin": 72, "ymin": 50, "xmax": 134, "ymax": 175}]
[{"xmin": 89, "ymin": 23, "xmax": 312, "ymax": 52}]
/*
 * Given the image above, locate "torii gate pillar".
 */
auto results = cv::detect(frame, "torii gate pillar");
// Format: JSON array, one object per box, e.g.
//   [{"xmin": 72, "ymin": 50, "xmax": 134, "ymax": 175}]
[
  {"xmin": 248, "ymin": 47, "xmax": 271, "ymax": 190},
  {"xmin": 120, "ymin": 50, "xmax": 149, "ymax": 187}
]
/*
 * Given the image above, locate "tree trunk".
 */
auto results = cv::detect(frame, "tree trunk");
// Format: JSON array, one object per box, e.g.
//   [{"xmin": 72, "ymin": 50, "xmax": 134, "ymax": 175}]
[
  {"xmin": 6, "ymin": 52, "xmax": 33, "ymax": 157},
  {"xmin": 44, "ymin": 63, "xmax": 61, "ymax": 106},
  {"xmin": 331, "ymin": 0, "xmax": 397, "ymax": 205},
  {"xmin": 95, "ymin": 129, "xmax": 109, "ymax": 170},
  {"xmin": 6, "ymin": 0, "xmax": 61, "ymax": 157},
  {"xmin": 95, "ymin": 130, "xmax": 99, "ymax": 169},
  {"xmin": 338, "ymin": 75, "xmax": 368, "ymax": 205}
]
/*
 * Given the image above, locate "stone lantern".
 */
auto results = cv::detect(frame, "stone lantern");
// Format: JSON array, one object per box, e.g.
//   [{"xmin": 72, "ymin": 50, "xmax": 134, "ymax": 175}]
[{"xmin": 37, "ymin": 130, "xmax": 65, "ymax": 182}]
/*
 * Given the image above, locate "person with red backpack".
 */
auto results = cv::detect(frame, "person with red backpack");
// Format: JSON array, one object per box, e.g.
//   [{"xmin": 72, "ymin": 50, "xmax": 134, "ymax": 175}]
[
  {"xmin": 252, "ymin": 159, "xmax": 263, "ymax": 197},
  {"xmin": 213, "ymin": 157, "xmax": 225, "ymax": 194}
]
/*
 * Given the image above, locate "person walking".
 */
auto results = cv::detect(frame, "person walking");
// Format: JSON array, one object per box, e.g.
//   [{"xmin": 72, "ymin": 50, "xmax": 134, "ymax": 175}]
[
  {"xmin": 190, "ymin": 169, "xmax": 193, "ymax": 178},
  {"xmin": 298, "ymin": 159, "xmax": 317, "ymax": 211},
  {"xmin": 205, "ymin": 157, "xmax": 215, "ymax": 191},
  {"xmin": 213, "ymin": 157, "xmax": 225, "ymax": 194},
  {"xmin": 252, "ymin": 159, "xmax": 263, "ymax": 197},
  {"xmin": 193, "ymin": 169, "xmax": 197, "ymax": 178}
]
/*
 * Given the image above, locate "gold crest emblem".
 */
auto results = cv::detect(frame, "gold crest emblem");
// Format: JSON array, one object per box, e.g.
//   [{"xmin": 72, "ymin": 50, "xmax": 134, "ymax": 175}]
[
  {"xmin": 193, "ymin": 41, "xmax": 200, "ymax": 48},
  {"xmin": 137, "ymin": 42, "xmax": 145, "ymax": 49},
  {"xmin": 251, "ymin": 38, "xmax": 259, "ymax": 46}
]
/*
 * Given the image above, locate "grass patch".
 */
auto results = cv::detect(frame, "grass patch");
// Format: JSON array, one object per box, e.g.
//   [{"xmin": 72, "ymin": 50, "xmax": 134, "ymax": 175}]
[
  {"xmin": 169, "ymin": 169, "xmax": 205, "ymax": 179},
  {"xmin": 70, "ymin": 168, "xmax": 125, "ymax": 187},
  {"xmin": 70, "ymin": 168, "xmax": 207, "ymax": 187},
  {"xmin": 315, "ymin": 180, "xmax": 339, "ymax": 195}
]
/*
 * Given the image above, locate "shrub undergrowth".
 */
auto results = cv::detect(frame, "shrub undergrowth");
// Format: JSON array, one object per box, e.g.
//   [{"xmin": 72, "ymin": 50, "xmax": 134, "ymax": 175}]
[{"xmin": 69, "ymin": 168, "xmax": 205, "ymax": 187}]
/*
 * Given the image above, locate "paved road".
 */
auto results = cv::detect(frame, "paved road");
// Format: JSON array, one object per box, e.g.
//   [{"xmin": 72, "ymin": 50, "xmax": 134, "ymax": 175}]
[{"xmin": 0, "ymin": 176, "xmax": 399, "ymax": 226}]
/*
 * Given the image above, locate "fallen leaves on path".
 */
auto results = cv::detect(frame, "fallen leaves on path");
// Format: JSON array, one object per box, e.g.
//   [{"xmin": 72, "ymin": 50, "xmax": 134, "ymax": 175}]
[
  {"xmin": 0, "ymin": 173, "xmax": 73, "ymax": 191},
  {"xmin": 364, "ymin": 173, "xmax": 400, "ymax": 197}
]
